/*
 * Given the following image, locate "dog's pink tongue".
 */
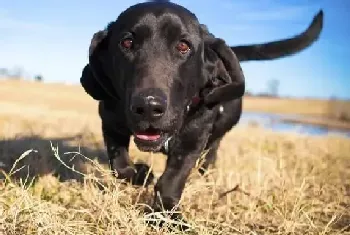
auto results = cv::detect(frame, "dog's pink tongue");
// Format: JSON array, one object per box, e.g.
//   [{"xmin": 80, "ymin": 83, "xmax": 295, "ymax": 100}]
[{"xmin": 135, "ymin": 133, "xmax": 160, "ymax": 141}]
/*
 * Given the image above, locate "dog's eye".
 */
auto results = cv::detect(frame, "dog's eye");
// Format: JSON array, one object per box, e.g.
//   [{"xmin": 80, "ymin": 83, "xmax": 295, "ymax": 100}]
[
  {"xmin": 120, "ymin": 38, "xmax": 133, "ymax": 49},
  {"xmin": 176, "ymin": 41, "xmax": 191, "ymax": 54}
]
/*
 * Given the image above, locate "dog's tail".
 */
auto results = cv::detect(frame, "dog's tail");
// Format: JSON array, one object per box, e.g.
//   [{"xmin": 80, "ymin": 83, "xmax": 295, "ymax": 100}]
[{"xmin": 231, "ymin": 10, "xmax": 324, "ymax": 62}]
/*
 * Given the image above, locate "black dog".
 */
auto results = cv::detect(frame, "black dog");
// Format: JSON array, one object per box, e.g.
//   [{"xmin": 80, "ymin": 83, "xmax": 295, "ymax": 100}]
[{"xmin": 80, "ymin": 0, "xmax": 323, "ymax": 225}]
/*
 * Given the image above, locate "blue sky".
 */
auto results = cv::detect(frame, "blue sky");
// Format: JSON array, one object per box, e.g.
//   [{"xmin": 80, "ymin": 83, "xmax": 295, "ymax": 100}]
[{"xmin": 0, "ymin": 0, "xmax": 349, "ymax": 99}]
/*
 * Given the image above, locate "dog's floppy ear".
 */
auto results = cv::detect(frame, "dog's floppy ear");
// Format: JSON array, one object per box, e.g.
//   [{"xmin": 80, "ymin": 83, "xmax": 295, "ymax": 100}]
[
  {"xmin": 202, "ymin": 38, "xmax": 245, "ymax": 107},
  {"xmin": 80, "ymin": 64, "xmax": 111, "ymax": 100},
  {"xmin": 80, "ymin": 29, "xmax": 119, "ymax": 100}
]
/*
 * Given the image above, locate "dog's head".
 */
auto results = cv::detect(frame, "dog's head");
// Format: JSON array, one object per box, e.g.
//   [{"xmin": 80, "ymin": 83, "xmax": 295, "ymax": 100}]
[{"xmin": 80, "ymin": 1, "xmax": 245, "ymax": 151}]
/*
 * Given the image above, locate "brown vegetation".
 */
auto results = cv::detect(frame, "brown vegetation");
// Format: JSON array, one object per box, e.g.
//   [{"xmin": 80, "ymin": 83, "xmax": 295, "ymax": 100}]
[{"xmin": 0, "ymin": 80, "xmax": 349, "ymax": 234}]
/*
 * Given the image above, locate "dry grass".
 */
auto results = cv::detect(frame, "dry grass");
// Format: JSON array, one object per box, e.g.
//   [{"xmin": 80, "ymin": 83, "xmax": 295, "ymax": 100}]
[
  {"xmin": 243, "ymin": 97, "xmax": 350, "ymax": 117},
  {"xmin": 0, "ymin": 80, "xmax": 350, "ymax": 234}
]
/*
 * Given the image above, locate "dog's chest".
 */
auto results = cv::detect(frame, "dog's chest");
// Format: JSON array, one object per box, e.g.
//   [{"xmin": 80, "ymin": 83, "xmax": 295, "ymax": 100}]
[{"xmin": 161, "ymin": 104, "xmax": 225, "ymax": 155}]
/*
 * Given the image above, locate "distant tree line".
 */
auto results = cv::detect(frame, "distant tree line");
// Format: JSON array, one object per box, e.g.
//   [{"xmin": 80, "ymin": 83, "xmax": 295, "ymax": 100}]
[
  {"xmin": 0, "ymin": 66, "xmax": 43, "ymax": 82},
  {"xmin": 245, "ymin": 78, "xmax": 280, "ymax": 98}
]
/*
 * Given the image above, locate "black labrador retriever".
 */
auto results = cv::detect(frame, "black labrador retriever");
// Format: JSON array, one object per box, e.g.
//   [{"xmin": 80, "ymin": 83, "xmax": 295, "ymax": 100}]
[{"xmin": 80, "ymin": 0, "xmax": 323, "ymax": 225}]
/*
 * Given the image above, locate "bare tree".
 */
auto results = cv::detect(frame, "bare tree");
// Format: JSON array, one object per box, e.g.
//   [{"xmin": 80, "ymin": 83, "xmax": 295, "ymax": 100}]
[
  {"xmin": 8, "ymin": 66, "xmax": 24, "ymax": 80},
  {"xmin": 267, "ymin": 79, "xmax": 280, "ymax": 97},
  {"xmin": 34, "ymin": 74, "xmax": 43, "ymax": 82},
  {"xmin": 0, "ymin": 68, "xmax": 9, "ymax": 78}
]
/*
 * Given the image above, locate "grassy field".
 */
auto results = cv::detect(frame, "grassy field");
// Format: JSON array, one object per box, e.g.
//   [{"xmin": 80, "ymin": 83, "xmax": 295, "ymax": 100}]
[{"xmin": 0, "ymin": 80, "xmax": 350, "ymax": 234}]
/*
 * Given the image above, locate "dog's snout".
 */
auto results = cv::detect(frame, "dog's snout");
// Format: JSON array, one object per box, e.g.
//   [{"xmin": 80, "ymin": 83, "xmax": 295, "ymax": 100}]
[
  {"xmin": 130, "ymin": 90, "xmax": 167, "ymax": 121},
  {"xmin": 131, "ymin": 96, "xmax": 166, "ymax": 120}
]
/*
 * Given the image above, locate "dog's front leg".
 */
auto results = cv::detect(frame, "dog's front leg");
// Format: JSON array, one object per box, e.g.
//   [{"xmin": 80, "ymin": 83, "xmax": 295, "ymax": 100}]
[
  {"xmin": 152, "ymin": 108, "xmax": 215, "ymax": 223},
  {"xmin": 103, "ymin": 130, "xmax": 135, "ymax": 182},
  {"xmin": 104, "ymin": 129, "xmax": 155, "ymax": 186},
  {"xmin": 153, "ymin": 151, "xmax": 204, "ymax": 212}
]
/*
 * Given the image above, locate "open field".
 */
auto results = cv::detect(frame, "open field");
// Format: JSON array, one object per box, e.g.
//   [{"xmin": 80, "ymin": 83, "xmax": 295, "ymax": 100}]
[
  {"xmin": 0, "ymin": 80, "xmax": 350, "ymax": 234},
  {"xmin": 1, "ymin": 79, "xmax": 349, "ymax": 127},
  {"xmin": 243, "ymin": 97, "xmax": 350, "ymax": 117}
]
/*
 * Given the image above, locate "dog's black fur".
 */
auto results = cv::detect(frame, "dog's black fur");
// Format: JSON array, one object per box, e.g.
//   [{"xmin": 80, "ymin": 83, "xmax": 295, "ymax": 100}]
[{"xmin": 80, "ymin": 0, "xmax": 323, "ymax": 226}]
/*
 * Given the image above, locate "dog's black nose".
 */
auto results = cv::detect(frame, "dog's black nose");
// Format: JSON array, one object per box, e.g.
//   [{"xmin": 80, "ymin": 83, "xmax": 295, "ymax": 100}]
[{"xmin": 130, "ymin": 90, "xmax": 167, "ymax": 121}]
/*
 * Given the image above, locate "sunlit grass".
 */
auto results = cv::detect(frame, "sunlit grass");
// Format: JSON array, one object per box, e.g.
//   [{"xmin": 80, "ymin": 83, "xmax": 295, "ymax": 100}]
[
  {"xmin": 1, "ymin": 125, "xmax": 349, "ymax": 234},
  {"xmin": 0, "ymin": 79, "xmax": 349, "ymax": 234}
]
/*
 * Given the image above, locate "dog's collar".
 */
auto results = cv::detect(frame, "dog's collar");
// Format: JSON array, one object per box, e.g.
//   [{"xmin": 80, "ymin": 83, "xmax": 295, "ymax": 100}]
[
  {"xmin": 186, "ymin": 94, "xmax": 224, "ymax": 114},
  {"xmin": 163, "ymin": 136, "xmax": 172, "ymax": 154},
  {"xmin": 186, "ymin": 95, "xmax": 202, "ymax": 112},
  {"xmin": 163, "ymin": 94, "xmax": 224, "ymax": 155},
  {"xmin": 162, "ymin": 95, "xmax": 201, "ymax": 154}
]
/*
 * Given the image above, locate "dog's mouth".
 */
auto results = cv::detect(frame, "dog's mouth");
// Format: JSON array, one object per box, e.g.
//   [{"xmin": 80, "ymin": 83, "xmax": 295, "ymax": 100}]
[
  {"xmin": 133, "ymin": 127, "xmax": 169, "ymax": 152},
  {"xmin": 134, "ymin": 129, "xmax": 161, "ymax": 141}
]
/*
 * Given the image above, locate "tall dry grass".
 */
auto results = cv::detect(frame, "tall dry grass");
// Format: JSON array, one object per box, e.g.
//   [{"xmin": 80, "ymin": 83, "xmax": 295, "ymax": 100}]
[
  {"xmin": 0, "ymin": 80, "xmax": 349, "ymax": 234},
  {"xmin": 327, "ymin": 99, "xmax": 350, "ymax": 122},
  {"xmin": 1, "ymin": 124, "xmax": 349, "ymax": 234}
]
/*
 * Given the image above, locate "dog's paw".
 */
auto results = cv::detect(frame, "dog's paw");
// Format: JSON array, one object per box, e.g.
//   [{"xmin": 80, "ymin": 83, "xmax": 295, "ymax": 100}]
[
  {"xmin": 131, "ymin": 162, "xmax": 155, "ymax": 186},
  {"xmin": 113, "ymin": 162, "xmax": 154, "ymax": 186},
  {"xmin": 113, "ymin": 166, "xmax": 136, "ymax": 181},
  {"xmin": 144, "ymin": 210, "xmax": 193, "ymax": 232}
]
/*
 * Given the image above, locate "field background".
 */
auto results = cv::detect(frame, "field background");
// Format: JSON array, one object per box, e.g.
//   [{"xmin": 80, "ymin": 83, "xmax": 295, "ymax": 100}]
[{"xmin": 0, "ymin": 80, "xmax": 349, "ymax": 234}]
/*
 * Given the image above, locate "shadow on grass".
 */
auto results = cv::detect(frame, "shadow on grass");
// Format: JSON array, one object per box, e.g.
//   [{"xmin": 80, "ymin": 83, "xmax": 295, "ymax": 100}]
[
  {"xmin": 0, "ymin": 133, "xmax": 156, "ymax": 188},
  {"xmin": 0, "ymin": 134, "xmax": 109, "ymax": 182}
]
